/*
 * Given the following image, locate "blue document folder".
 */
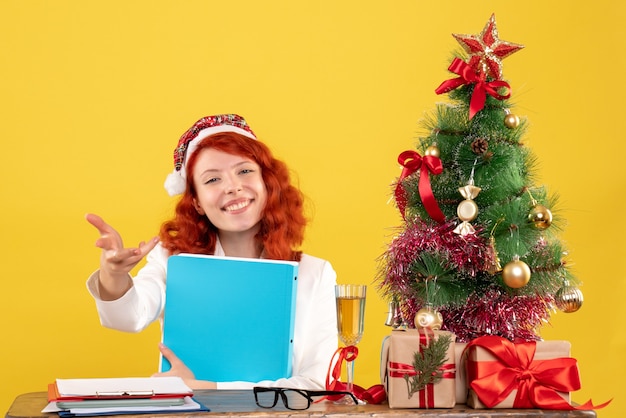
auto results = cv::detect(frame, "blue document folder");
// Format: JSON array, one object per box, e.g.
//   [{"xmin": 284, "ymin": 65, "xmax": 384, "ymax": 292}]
[{"xmin": 160, "ymin": 254, "xmax": 299, "ymax": 382}]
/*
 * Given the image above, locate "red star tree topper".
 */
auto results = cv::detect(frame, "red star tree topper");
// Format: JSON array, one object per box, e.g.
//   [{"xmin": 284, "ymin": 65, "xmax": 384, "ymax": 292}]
[{"xmin": 453, "ymin": 13, "xmax": 524, "ymax": 80}]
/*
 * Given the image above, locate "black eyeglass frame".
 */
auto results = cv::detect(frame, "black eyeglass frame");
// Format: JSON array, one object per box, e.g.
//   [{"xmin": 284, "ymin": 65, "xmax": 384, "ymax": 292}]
[{"xmin": 253, "ymin": 386, "xmax": 359, "ymax": 410}]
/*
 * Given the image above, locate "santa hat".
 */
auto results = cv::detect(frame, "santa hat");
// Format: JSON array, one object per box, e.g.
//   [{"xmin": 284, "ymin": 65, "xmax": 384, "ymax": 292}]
[{"xmin": 164, "ymin": 114, "xmax": 257, "ymax": 196}]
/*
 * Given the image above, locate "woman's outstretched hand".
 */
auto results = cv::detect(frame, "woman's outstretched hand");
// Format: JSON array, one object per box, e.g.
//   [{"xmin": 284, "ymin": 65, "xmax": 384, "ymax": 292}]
[{"xmin": 85, "ymin": 213, "xmax": 159, "ymax": 300}]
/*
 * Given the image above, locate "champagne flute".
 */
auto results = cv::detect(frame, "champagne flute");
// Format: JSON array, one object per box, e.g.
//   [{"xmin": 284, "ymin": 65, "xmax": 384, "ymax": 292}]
[{"xmin": 335, "ymin": 284, "xmax": 366, "ymax": 399}]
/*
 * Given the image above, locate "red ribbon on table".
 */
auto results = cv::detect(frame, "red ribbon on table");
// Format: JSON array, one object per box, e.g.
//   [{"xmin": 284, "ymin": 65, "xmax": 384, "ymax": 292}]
[
  {"xmin": 324, "ymin": 346, "xmax": 387, "ymax": 404},
  {"xmin": 394, "ymin": 150, "xmax": 445, "ymax": 223},
  {"xmin": 435, "ymin": 58, "xmax": 511, "ymax": 119},
  {"xmin": 464, "ymin": 335, "xmax": 611, "ymax": 410}
]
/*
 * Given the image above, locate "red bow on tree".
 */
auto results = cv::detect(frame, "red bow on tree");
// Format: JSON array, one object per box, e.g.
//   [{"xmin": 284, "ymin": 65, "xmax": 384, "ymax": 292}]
[
  {"xmin": 394, "ymin": 150, "xmax": 445, "ymax": 223},
  {"xmin": 435, "ymin": 58, "xmax": 511, "ymax": 119}
]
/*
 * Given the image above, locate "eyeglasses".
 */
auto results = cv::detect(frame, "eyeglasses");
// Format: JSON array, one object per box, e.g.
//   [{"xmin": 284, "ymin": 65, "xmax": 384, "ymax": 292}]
[{"xmin": 253, "ymin": 386, "xmax": 359, "ymax": 410}]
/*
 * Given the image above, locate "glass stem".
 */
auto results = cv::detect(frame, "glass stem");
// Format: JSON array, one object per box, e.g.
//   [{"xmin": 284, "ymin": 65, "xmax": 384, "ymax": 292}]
[{"xmin": 346, "ymin": 359, "xmax": 354, "ymax": 394}]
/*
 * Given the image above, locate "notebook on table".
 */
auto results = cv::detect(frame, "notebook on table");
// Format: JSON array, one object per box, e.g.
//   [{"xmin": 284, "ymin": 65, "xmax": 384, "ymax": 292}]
[
  {"xmin": 160, "ymin": 253, "xmax": 299, "ymax": 382},
  {"xmin": 43, "ymin": 377, "xmax": 210, "ymax": 416}
]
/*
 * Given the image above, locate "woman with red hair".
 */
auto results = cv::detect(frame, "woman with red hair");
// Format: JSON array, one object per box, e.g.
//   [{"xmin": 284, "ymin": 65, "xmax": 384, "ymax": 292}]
[{"xmin": 85, "ymin": 114, "xmax": 337, "ymax": 390}]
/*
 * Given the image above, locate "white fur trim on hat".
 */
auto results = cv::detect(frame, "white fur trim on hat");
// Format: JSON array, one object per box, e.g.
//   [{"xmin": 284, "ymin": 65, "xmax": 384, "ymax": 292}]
[{"xmin": 164, "ymin": 169, "xmax": 187, "ymax": 196}]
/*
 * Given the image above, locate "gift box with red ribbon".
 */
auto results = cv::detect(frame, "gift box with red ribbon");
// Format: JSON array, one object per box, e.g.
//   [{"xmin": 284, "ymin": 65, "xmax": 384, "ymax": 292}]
[
  {"xmin": 465, "ymin": 336, "xmax": 572, "ymax": 409},
  {"xmin": 381, "ymin": 329, "xmax": 456, "ymax": 409},
  {"xmin": 463, "ymin": 336, "xmax": 610, "ymax": 410}
]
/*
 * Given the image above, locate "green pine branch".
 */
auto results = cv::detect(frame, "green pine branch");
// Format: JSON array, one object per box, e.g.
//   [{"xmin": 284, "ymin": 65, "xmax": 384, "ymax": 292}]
[
  {"xmin": 408, "ymin": 252, "xmax": 471, "ymax": 306},
  {"xmin": 403, "ymin": 333, "xmax": 453, "ymax": 398}
]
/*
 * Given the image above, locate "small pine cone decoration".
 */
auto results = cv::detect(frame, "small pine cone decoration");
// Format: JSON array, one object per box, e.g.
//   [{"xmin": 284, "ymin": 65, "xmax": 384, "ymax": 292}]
[{"xmin": 471, "ymin": 138, "xmax": 489, "ymax": 155}]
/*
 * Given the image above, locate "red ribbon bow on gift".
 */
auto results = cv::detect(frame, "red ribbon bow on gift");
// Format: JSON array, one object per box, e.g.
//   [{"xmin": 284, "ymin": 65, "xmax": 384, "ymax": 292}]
[
  {"xmin": 465, "ymin": 336, "xmax": 611, "ymax": 410},
  {"xmin": 435, "ymin": 58, "xmax": 511, "ymax": 119},
  {"xmin": 394, "ymin": 150, "xmax": 445, "ymax": 223},
  {"xmin": 324, "ymin": 346, "xmax": 387, "ymax": 404}
]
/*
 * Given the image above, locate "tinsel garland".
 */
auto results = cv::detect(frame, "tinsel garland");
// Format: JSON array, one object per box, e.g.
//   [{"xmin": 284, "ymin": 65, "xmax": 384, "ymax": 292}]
[
  {"xmin": 379, "ymin": 217, "xmax": 492, "ymax": 292},
  {"xmin": 378, "ymin": 217, "xmax": 553, "ymax": 342},
  {"xmin": 441, "ymin": 288, "xmax": 553, "ymax": 342}
]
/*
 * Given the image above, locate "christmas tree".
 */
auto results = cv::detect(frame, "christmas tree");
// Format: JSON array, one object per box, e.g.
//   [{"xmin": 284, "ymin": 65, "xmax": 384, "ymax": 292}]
[{"xmin": 378, "ymin": 14, "xmax": 584, "ymax": 343}]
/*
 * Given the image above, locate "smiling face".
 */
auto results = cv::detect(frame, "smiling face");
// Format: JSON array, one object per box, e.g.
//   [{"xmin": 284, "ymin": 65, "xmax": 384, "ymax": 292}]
[{"xmin": 191, "ymin": 147, "xmax": 267, "ymax": 238}]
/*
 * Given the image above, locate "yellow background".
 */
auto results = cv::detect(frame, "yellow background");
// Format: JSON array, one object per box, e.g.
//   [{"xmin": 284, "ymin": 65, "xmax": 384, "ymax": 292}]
[{"xmin": 1, "ymin": 1, "xmax": 624, "ymax": 416}]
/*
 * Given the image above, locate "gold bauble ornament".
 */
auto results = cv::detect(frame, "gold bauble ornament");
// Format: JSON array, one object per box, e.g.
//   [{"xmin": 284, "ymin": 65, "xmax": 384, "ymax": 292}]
[
  {"xmin": 425, "ymin": 145, "xmax": 440, "ymax": 158},
  {"xmin": 502, "ymin": 258, "xmax": 531, "ymax": 288},
  {"xmin": 528, "ymin": 204, "xmax": 553, "ymax": 230},
  {"xmin": 555, "ymin": 282, "xmax": 583, "ymax": 313},
  {"xmin": 414, "ymin": 306, "xmax": 443, "ymax": 330},
  {"xmin": 504, "ymin": 113, "xmax": 520, "ymax": 129}
]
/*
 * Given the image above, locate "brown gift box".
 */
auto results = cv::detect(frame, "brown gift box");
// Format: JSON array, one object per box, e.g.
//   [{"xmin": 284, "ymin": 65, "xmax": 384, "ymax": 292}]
[
  {"xmin": 381, "ymin": 329, "xmax": 456, "ymax": 408},
  {"xmin": 464, "ymin": 339, "xmax": 572, "ymax": 408},
  {"xmin": 454, "ymin": 342, "xmax": 468, "ymax": 404}
]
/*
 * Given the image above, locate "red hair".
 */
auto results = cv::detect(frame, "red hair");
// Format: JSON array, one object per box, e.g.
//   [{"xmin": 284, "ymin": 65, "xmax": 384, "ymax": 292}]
[{"xmin": 160, "ymin": 132, "xmax": 306, "ymax": 261}]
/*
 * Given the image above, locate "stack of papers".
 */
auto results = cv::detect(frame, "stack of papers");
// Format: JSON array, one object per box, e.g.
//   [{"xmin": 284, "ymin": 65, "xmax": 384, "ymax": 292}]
[{"xmin": 43, "ymin": 377, "xmax": 209, "ymax": 416}]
